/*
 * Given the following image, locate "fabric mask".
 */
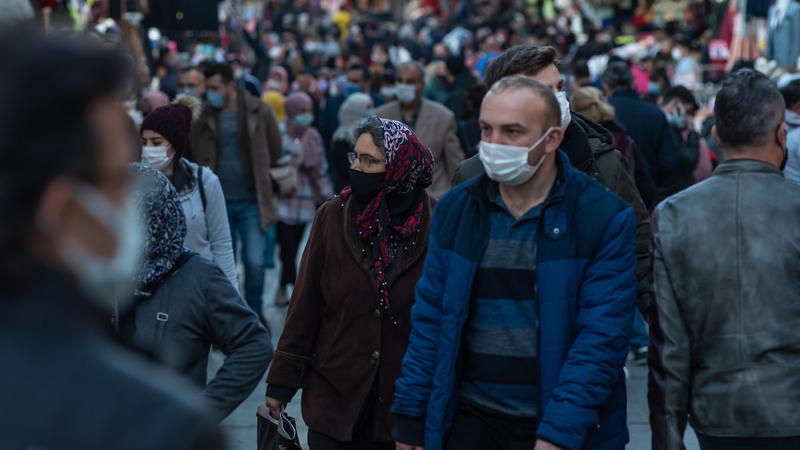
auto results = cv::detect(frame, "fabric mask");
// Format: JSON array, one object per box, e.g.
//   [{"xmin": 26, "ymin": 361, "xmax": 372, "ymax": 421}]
[
  {"xmin": 57, "ymin": 183, "xmax": 144, "ymax": 311},
  {"xmin": 479, "ymin": 128, "xmax": 553, "ymax": 186},
  {"xmin": 294, "ymin": 113, "xmax": 314, "ymax": 127},
  {"xmin": 234, "ymin": 68, "xmax": 245, "ymax": 80},
  {"xmin": 206, "ymin": 91, "xmax": 225, "ymax": 109},
  {"xmin": 667, "ymin": 110, "xmax": 686, "ymax": 129},
  {"xmin": 381, "ymin": 86, "xmax": 396, "ymax": 98},
  {"xmin": 395, "ymin": 84, "xmax": 417, "ymax": 104},
  {"xmin": 177, "ymin": 87, "xmax": 198, "ymax": 98},
  {"xmin": 349, "ymin": 169, "xmax": 385, "ymax": 204},
  {"xmin": 267, "ymin": 79, "xmax": 283, "ymax": 91},
  {"xmin": 556, "ymin": 91, "xmax": 572, "ymax": 129},
  {"xmin": 141, "ymin": 146, "xmax": 172, "ymax": 171}
]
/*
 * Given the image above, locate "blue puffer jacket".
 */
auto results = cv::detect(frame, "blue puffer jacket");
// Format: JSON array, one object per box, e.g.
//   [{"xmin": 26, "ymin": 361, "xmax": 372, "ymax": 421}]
[{"xmin": 392, "ymin": 152, "xmax": 636, "ymax": 450}]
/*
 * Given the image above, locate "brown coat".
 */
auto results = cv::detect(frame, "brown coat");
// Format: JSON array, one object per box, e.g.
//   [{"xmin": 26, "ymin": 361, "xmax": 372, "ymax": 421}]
[
  {"xmin": 189, "ymin": 92, "xmax": 282, "ymax": 230},
  {"xmin": 375, "ymin": 99, "xmax": 464, "ymax": 199},
  {"xmin": 266, "ymin": 195, "xmax": 431, "ymax": 442}
]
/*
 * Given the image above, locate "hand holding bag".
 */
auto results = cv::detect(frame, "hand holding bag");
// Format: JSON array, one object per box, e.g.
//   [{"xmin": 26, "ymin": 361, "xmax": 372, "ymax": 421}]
[{"xmin": 256, "ymin": 404, "xmax": 302, "ymax": 450}]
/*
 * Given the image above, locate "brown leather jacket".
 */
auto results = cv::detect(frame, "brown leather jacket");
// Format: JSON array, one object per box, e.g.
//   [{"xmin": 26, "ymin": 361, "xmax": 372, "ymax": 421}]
[
  {"xmin": 649, "ymin": 159, "xmax": 800, "ymax": 449},
  {"xmin": 266, "ymin": 195, "xmax": 431, "ymax": 442},
  {"xmin": 188, "ymin": 91, "xmax": 282, "ymax": 230}
]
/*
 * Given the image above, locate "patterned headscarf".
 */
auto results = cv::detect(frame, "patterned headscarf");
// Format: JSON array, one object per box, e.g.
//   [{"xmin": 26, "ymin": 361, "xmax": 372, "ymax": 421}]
[
  {"xmin": 131, "ymin": 163, "xmax": 187, "ymax": 287},
  {"xmin": 340, "ymin": 118, "xmax": 433, "ymax": 314}
]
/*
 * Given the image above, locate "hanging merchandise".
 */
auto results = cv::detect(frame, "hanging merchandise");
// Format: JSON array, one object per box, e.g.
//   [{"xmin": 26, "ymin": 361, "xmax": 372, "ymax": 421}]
[{"xmin": 766, "ymin": 0, "xmax": 800, "ymax": 70}]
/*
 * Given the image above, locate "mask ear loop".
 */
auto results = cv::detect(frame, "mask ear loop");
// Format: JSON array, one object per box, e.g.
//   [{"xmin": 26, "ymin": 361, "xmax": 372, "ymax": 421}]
[{"xmin": 527, "ymin": 126, "xmax": 559, "ymax": 165}]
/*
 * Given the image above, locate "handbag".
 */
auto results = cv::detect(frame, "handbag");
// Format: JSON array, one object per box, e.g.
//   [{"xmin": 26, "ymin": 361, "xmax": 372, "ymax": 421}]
[
  {"xmin": 269, "ymin": 164, "xmax": 299, "ymax": 196},
  {"xmin": 256, "ymin": 405, "xmax": 302, "ymax": 450}
]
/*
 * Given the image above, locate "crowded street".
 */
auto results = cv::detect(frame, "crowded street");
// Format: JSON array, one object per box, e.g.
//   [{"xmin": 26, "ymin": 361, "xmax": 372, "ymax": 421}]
[{"xmin": 3, "ymin": 1, "xmax": 800, "ymax": 450}]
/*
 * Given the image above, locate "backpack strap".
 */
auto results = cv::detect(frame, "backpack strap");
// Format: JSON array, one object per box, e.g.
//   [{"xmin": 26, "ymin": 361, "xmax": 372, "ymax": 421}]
[{"xmin": 197, "ymin": 166, "xmax": 207, "ymax": 212}]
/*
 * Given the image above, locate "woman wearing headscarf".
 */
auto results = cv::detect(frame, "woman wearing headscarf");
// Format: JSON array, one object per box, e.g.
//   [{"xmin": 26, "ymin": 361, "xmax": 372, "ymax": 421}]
[
  {"xmin": 265, "ymin": 117, "xmax": 434, "ymax": 450},
  {"xmin": 330, "ymin": 93, "xmax": 374, "ymax": 191},
  {"xmin": 273, "ymin": 92, "xmax": 334, "ymax": 306},
  {"xmin": 139, "ymin": 97, "xmax": 238, "ymax": 291},
  {"xmin": 118, "ymin": 164, "xmax": 273, "ymax": 421},
  {"xmin": 264, "ymin": 65, "xmax": 290, "ymax": 95}
]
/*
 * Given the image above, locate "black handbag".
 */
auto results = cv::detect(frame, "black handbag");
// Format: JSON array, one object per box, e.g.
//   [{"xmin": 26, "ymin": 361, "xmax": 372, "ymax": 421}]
[{"xmin": 256, "ymin": 405, "xmax": 302, "ymax": 450}]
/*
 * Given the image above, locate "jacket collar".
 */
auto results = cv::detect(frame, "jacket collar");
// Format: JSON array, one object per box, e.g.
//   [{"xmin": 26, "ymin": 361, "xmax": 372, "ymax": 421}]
[
  {"xmin": 342, "ymin": 194, "xmax": 432, "ymax": 281},
  {"xmin": 465, "ymin": 151, "xmax": 572, "ymax": 240},
  {"xmin": 713, "ymin": 158, "xmax": 783, "ymax": 176},
  {"xmin": 199, "ymin": 89, "xmax": 259, "ymax": 136},
  {"xmin": 611, "ymin": 89, "xmax": 640, "ymax": 100}
]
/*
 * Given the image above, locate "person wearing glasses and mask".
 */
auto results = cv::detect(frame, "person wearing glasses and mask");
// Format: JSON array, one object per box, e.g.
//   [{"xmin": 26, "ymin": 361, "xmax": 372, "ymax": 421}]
[
  {"xmin": 265, "ymin": 116, "xmax": 434, "ymax": 450},
  {"xmin": 393, "ymin": 76, "xmax": 636, "ymax": 450}
]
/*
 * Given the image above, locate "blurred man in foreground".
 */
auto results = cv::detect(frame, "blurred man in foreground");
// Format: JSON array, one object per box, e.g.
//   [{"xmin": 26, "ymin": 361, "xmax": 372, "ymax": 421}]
[{"xmin": 0, "ymin": 30, "xmax": 224, "ymax": 450}]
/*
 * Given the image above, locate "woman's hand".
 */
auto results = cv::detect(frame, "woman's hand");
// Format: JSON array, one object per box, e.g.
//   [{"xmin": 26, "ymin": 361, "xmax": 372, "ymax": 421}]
[
  {"xmin": 265, "ymin": 396, "xmax": 285, "ymax": 417},
  {"xmin": 396, "ymin": 442, "xmax": 424, "ymax": 450},
  {"xmin": 534, "ymin": 439, "xmax": 565, "ymax": 450}
]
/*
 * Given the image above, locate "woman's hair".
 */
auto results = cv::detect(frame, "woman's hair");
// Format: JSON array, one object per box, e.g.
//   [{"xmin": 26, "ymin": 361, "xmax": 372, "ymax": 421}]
[
  {"xmin": 353, "ymin": 116, "xmax": 385, "ymax": 152},
  {"xmin": 571, "ymin": 86, "xmax": 616, "ymax": 123}
]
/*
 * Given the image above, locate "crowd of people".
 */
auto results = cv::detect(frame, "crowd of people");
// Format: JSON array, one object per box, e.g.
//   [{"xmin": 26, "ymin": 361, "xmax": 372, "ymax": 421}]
[{"xmin": 3, "ymin": 1, "xmax": 800, "ymax": 450}]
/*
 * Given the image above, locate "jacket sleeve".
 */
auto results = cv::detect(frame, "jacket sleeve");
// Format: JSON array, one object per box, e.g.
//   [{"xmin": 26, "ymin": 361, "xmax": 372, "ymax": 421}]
[
  {"xmin": 201, "ymin": 168, "xmax": 239, "ymax": 291},
  {"xmin": 617, "ymin": 158, "xmax": 654, "ymax": 319},
  {"xmin": 391, "ymin": 213, "xmax": 447, "ymax": 446},
  {"xmin": 648, "ymin": 206, "xmax": 691, "ymax": 450},
  {"xmin": 203, "ymin": 264, "xmax": 274, "ymax": 420},
  {"xmin": 442, "ymin": 113, "xmax": 465, "ymax": 188},
  {"xmin": 657, "ymin": 117, "xmax": 680, "ymax": 172},
  {"xmin": 262, "ymin": 103, "xmax": 283, "ymax": 168},
  {"xmin": 303, "ymin": 129, "xmax": 334, "ymax": 202},
  {"xmin": 266, "ymin": 205, "xmax": 328, "ymax": 392},
  {"xmin": 536, "ymin": 208, "xmax": 636, "ymax": 450}
]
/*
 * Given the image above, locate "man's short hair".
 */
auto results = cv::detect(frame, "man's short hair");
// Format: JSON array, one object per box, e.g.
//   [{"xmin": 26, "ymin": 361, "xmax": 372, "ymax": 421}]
[
  {"xmin": 203, "ymin": 62, "xmax": 233, "ymax": 84},
  {"xmin": 346, "ymin": 63, "xmax": 372, "ymax": 81},
  {"xmin": 181, "ymin": 66, "xmax": 203, "ymax": 76},
  {"xmin": 603, "ymin": 61, "xmax": 634, "ymax": 91},
  {"xmin": 780, "ymin": 79, "xmax": 800, "ymax": 109},
  {"xmin": 714, "ymin": 69, "xmax": 784, "ymax": 150},
  {"xmin": 488, "ymin": 75, "xmax": 561, "ymax": 129},
  {"xmin": 397, "ymin": 61, "xmax": 426, "ymax": 82},
  {"xmin": 484, "ymin": 45, "xmax": 558, "ymax": 89}
]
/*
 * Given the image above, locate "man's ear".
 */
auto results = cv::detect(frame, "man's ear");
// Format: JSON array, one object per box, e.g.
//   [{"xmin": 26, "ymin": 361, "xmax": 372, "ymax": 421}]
[
  {"xmin": 777, "ymin": 120, "xmax": 787, "ymax": 148},
  {"xmin": 711, "ymin": 125, "xmax": 720, "ymax": 148},
  {"xmin": 544, "ymin": 127, "xmax": 565, "ymax": 154}
]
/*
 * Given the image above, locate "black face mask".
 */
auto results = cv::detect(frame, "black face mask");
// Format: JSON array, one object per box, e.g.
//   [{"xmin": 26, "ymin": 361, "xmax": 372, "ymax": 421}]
[{"xmin": 349, "ymin": 169, "xmax": 385, "ymax": 204}]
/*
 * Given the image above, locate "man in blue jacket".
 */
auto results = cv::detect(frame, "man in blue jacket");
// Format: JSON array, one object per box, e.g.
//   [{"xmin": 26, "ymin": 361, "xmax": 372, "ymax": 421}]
[{"xmin": 393, "ymin": 75, "xmax": 637, "ymax": 450}]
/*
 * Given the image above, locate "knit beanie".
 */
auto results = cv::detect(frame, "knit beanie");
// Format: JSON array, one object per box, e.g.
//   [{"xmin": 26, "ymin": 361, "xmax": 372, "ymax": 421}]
[{"xmin": 140, "ymin": 102, "xmax": 193, "ymax": 156}]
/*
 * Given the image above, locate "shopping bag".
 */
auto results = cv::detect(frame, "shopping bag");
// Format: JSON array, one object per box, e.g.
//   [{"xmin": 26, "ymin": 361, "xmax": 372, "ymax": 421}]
[{"xmin": 256, "ymin": 404, "xmax": 302, "ymax": 450}]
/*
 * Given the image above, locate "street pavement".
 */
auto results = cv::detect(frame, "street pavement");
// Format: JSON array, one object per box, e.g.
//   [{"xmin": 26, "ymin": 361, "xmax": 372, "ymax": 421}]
[{"xmin": 209, "ymin": 229, "xmax": 701, "ymax": 450}]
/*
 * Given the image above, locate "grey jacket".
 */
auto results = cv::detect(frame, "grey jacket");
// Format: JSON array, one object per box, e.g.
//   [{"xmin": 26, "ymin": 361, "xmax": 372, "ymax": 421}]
[
  {"xmin": 178, "ymin": 159, "xmax": 238, "ymax": 290},
  {"xmin": 649, "ymin": 159, "xmax": 800, "ymax": 449},
  {"xmin": 121, "ymin": 254, "xmax": 273, "ymax": 420}
]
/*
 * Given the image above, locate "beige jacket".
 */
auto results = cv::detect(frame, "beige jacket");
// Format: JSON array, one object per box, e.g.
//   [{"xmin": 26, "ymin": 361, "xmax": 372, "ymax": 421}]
[{"xmin": 375, "ymin": 99, "xmax": 464, "ymax": 199}]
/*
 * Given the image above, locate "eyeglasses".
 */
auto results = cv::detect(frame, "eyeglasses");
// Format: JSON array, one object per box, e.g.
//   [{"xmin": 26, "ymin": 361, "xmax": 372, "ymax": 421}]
[{"xmin": 347, "ymin": 152, "xmax": 384, "ymax": 168}]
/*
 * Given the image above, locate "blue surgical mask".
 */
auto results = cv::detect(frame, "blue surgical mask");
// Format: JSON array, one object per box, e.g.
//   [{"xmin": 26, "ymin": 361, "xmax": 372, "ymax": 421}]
[
  {"xmin": 294, "ymin": 113, "xmax": 314, "ymax": 127},
  {"xmin": 207, "ymin": 91, "xmax": 225, "ymax": 109},
  {"xmin": 177, "ymin": 87, "xmax": 199, "ymax": 99}
]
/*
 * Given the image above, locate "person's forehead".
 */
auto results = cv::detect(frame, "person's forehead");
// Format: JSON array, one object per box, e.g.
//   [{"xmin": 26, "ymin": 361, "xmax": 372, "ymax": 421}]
[
  {"xmin": 481, "ymin": 89, "xmax": 546, "ymax": 125},
  {"xmin": 398, "ymin": 66, "xmax": 422, "ymax": 80}
]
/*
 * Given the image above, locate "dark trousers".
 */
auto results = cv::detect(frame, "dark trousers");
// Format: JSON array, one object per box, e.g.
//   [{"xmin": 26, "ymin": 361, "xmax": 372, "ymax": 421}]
[
  {"xmin": 307, "ymin": 430, "xmax": 393, "ymax": 450},
  {"xmin": 275, "ymin": 222, "xmax": 307, "ymax": 288},
  {"xmin": 445, "ymin": 402, "xmax": 538, "ymax": 450},
  {"xmin": 698, "ymin": 434, "xmax": 800, "ymax": 450}
]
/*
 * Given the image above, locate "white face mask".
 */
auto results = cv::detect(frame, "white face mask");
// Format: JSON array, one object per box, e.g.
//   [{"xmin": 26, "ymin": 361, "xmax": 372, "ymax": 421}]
[
  {"xmin": 57, "ymin": 183, "xmax": 144, "ymax": 311},
  {"xmin": 395, "ymin": 83, "xmax": 417, "ymax": 104},
  {"xmin": 294, "ymin": 113, "xmax": 314, "ymax": 127},
  {"xmin": 381, "ymin": 86, "xmax": 396, "ymax": 98},
  {"xmin": 267, "ymin": 79, "xmax": 283, "ymax": 91},
  {"xmin": 141, "ymin": 146, "xmax": 172, "ymax": 171},
  {"xmin": 479, "ymin": 128, "xmax": 554, "ymax": 186},
  {"xmin": 556, "ymin": 91, "xmax": 572, "ymax": 129}
]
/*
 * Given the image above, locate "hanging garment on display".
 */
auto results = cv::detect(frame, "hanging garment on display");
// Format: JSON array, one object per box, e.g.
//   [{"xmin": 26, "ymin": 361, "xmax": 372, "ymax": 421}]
[{"xmin": 767, "ymin": 0, "xmax": 800, "ymax": 69}]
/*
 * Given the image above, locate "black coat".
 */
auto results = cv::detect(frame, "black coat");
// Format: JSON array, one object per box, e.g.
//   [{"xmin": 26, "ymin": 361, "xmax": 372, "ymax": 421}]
[{"xmin": 0, "ymin": 265, "xmax": 225, "ymax": 450}]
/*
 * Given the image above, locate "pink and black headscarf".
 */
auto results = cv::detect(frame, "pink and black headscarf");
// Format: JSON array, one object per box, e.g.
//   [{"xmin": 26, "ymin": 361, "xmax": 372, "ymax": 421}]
[{"xmin": 340, "ymin": 117, "xmax": 434, "ymax": 316}]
